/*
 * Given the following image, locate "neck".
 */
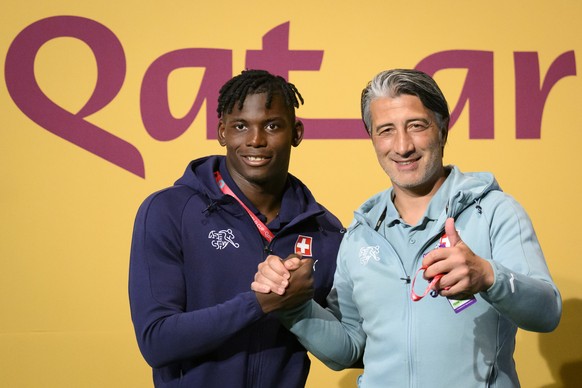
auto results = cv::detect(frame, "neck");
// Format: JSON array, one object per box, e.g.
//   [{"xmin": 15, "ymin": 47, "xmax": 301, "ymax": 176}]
[
  {"xmin": 392, "ymin": 194, "xmax": 433, "ymax": 226},
  {"xmin": 229, "ymin": 173, "xmax": 287, "ymax": 224},
  {"xmin": 392, "ymin": 169, "xmax": 448, "ymax": 225},
  {"xmin": 243, "ymin": 187, "xmax": 283, "ymax": 224}
]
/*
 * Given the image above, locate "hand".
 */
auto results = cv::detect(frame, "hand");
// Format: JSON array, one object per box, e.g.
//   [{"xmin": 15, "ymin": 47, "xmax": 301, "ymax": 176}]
[
  {"xmin": 251, "ymin": 254, "xmax": 302, "ymax": 295},
  {"xmin": 422, "ymin": 218, "xmax": 494, "ymax": 299},
  {"xmin": 254, "ymin": 258, "xmax": 315, "ymax": 313}
]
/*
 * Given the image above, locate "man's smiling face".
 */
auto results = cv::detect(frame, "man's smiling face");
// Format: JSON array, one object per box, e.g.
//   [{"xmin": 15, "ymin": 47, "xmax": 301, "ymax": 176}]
[
  {"xmin": 370, "ymin": 94, "xmax": 445, "ymax": 196},
  {"xmin": 218, "ymin": 92, "xmax": 302, "ymax": 189}
]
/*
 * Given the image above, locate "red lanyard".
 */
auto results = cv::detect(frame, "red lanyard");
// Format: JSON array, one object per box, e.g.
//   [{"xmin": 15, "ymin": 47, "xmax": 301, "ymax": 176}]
[
  {"xmin": 214, "ymin": 171, "xmax": 275, "ymax": 242},
  {"xmin": 410, "ymin": 233, "xmax": 450, "ymax": 301},
  {"xmin": 411, "ymin": 267, "xmax": 443, "ymax": 301}
]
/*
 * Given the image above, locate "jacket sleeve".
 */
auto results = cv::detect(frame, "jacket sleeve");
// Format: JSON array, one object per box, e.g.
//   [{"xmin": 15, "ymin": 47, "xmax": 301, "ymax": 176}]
[
  {"xmin": 278, "ymin": 237, "xmax": 366, "ymax": 370},
  {"xmin": 479, "ymin": 193, "xmax": 561, "ymax": 332},
  {"xmin": 128, "ymin": 191, "xmax": 264, "ymax": 368}
]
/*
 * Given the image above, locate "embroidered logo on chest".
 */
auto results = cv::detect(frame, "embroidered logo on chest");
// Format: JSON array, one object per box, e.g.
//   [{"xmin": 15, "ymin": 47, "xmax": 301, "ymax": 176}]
[
  {"xmin": 208, "ymin": 229, "xmax": 240, "ymax": 250},
  {"xmin": 359, "ymin": 245, "xmax": 380, "ymax": 265},
  {"xmin": 295, "ymin": 235, "xmax": 313, "ymax": 257}
]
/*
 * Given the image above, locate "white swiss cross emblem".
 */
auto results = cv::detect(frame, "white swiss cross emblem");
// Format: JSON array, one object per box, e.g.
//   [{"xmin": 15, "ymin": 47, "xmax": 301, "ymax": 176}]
[{"xmin": 295, "ymin": 235, "xmax": 313, "ymax": 257}]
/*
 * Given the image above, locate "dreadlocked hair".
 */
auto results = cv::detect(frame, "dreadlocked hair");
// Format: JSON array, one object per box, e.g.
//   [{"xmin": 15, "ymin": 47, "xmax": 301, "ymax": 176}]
[{"xmin": 217, "ymin": 69, "xmax": 304, "ymax": 118}]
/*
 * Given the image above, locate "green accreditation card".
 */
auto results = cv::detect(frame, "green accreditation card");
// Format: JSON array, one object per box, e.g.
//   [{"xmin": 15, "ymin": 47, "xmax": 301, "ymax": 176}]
[{"xmin": 448, "ymin": 296, "xmax": 477, "ymax": 313}]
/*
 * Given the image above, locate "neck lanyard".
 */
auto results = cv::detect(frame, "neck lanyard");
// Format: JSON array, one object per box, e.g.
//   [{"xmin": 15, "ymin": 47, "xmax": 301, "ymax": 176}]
[
  {"xmin": 375, "ymin": 207, "xmax": 387, "ymax": 231},
  {"xmin": 214, "ymin": 171, "xmax": 275, "ymax": 242},
  {"xmin": 410, "ymin": 233, "xmax": 450, "ymax": 301},
  {"xmin": 411, "ymin": 267, "xmax": 444, "ymax": 301}
]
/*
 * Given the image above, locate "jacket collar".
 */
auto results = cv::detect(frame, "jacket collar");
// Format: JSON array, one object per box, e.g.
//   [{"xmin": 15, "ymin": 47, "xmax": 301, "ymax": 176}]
[{"xmin": 353, "ymin": 165, "xmax": 501, "ymax": 230}]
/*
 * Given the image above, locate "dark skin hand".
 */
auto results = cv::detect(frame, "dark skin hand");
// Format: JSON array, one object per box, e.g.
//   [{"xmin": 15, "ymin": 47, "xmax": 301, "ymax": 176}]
[{"xmin": 255, "ymin": 258, "xmax": 315, "ymax": 314}]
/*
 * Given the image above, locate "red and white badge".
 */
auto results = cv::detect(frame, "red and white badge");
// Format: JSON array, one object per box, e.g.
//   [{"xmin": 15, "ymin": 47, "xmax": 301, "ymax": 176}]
[{"xmin": 295, "ymin": 235, "xmax": 313, "ymax": 257}]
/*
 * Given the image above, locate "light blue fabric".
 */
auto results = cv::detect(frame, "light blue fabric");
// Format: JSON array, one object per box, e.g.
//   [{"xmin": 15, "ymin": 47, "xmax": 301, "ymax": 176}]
[{"xmin": 279, "ymin": 166, "xmax": 561, "ymax": 388}]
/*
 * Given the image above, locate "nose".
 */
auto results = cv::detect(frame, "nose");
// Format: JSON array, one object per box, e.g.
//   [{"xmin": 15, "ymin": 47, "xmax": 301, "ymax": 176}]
[
  {"xmin": 247, "ymin": 127, "xmax": 267, "ymax": 147},
  {"xmin": 393, "ymin": 129, "xmax": 414, "ymax": 156}
]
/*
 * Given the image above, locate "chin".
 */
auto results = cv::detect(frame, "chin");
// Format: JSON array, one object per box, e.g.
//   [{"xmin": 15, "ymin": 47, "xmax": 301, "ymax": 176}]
[{"xmin": 245, "ymin": 173, "xmax": 271, "ymax": 186}]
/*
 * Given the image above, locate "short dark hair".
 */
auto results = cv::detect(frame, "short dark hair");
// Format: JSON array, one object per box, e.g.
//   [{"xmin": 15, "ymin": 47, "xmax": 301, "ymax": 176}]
[
  {"xmin": 360, "ymin": 69, "xmax": 450, "ymax": 143},
  {"xmin": 217, "ymin": 69, "xmax": 304, "ymax": 119}
]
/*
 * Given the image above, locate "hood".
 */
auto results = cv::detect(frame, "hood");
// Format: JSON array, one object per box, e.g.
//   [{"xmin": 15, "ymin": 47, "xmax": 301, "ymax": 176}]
[
  {"xmin": 353, "ymin": 165, "xmax": 502, "ymax": 228},
  {"xmin": 442, "ymin": 166, "xmax": 501, "ymax": 218},
  {"xmin": 174, "ymin": 155, "xmax": 225, "ymax": 202},
  {"xmin": 173, "ymin": 155, "xmax": 325, "ymax": 221}
]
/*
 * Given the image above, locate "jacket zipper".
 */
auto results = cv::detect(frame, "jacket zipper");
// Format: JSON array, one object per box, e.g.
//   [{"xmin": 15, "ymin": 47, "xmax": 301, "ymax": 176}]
[{"xmin": 369, "ymin": 207, "xmax": 450, "ymax": 388}]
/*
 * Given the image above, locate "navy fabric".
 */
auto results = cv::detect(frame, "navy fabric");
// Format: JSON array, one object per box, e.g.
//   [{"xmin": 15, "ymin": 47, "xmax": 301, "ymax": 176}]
[{"xmin": 129, "ymin": 155, "xmax": 344, "ymax": 387}]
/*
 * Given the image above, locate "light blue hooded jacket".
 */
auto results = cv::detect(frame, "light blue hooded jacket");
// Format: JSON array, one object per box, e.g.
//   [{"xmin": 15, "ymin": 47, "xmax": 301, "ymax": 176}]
[{"xmin": 279, "ymin": 166, "xmax": 561, "ymax": 388}]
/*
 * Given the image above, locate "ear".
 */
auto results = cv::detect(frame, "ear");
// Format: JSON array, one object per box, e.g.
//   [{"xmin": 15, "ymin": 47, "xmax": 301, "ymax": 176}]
[
  {"xmin": 217, "ymin": 119, "xmax": 226, "ymax": 147},
  {"xmin": 292, "ymin": 120, "xmax": 304, "ymax": 147},
  {"xmin": 440, "ymin": 128, "xmax": 449, "ymax": 155}
]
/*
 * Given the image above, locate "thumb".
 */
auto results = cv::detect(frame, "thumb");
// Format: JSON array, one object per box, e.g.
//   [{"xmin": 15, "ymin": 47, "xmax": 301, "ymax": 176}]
[
  {"xmin": 283, "ymin": 258, "xmax": 302, "ymax": 271},
  {"xmin": 444, "ymin": 217, "xmax": 462, "ymax": 246},
  {"xmin": 282, "ymin": 253, "xmax": 303, "ymax": 270}
]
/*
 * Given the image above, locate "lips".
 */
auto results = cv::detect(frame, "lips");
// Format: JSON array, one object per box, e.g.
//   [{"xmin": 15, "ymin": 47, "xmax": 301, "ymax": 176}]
[
  {"xmin": 246, "ymin": 156, "xmax": 268, "ymax": 161},
  {"xmin": 243, "ymin": 155, "xmax": 271, "ymax": 166},
  {"xmin": 394, "ymin": 157, "xmax": 420, "ymax": 165},
  {"xmin": 393, "ymin": 157, "xmax": 420, "ymax": 170}
]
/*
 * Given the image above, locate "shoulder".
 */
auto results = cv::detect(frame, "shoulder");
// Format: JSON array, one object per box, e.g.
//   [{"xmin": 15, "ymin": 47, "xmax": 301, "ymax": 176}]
[
  {"xmin": 464, "ymin": 190, "xmax": 536, "ymax": 246},
  {"xmin": 137, "ymin": 185, "xmax": 208, "ymax": 223},
  {"xmin": 480, "ymin": 190, "xmax": 529, "ymax": 218},
  {"xmin": 287, "ymin": 173, "xmax": 345, "ymax": 232},
  {"xmin": 316, "ymin": 204, "xmax": 344, "ymax": 230}
]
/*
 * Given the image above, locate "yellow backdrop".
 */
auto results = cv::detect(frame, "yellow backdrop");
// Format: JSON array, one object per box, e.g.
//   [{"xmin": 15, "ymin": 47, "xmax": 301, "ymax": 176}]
[{"xmin": 1, "ymin": 1, "xmax": 581, "ymax": 387}]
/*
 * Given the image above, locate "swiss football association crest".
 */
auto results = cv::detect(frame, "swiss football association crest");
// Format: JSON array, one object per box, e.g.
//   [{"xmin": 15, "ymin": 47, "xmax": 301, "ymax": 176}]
[
  {"xmin": 295, "ymin": 235, "xmax": 313, "ymax": 257},
  {"xmin": 208, "ymin": 229, "xmax": 240, "ymax": 250},
  {"xmin": 359, "ymin": 245, "xmax": 380, "ymax": 265}
]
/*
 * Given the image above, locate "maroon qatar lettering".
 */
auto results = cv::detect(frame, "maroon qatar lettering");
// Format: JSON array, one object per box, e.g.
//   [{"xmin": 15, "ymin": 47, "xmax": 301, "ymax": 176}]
[
  {"xmin": 5, "ymin": 16, "xmax": 145, "ymax": 177},
  {"xmin": 4, "ymin": 16, "xmax": 577, "ymax": 177}
]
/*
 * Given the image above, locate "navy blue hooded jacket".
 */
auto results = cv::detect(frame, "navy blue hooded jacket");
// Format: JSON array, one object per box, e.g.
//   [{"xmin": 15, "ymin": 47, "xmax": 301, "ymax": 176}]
[{"xmin": 129, "ymin": 155, "xmax": 344, "ymax": 387}]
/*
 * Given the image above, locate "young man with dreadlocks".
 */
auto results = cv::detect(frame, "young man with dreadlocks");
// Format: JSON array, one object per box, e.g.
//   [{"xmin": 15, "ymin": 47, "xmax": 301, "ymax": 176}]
[{"xmin": 129, "ymin": 69, "xmax": 344, "ymax": 387}]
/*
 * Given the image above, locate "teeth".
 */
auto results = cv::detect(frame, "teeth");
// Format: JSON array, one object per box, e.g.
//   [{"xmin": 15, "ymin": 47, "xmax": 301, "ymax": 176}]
[
  {"xmin": 398, "ymin": 161, "xmax": 412, "ymax": 165},
  {"xmin": 247, "ymin": 156, "xmax": 266, "ymax": 161}
]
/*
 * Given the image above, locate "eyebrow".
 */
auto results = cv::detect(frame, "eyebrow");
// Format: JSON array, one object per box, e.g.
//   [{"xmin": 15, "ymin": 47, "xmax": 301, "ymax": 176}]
[
  {"xmin": 374, "ymin": 117, "xmax": 431, "ymax": 132},
  {"xmin": 225, "ymin": 115, "xmax": 288, "ymax": 124}
]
